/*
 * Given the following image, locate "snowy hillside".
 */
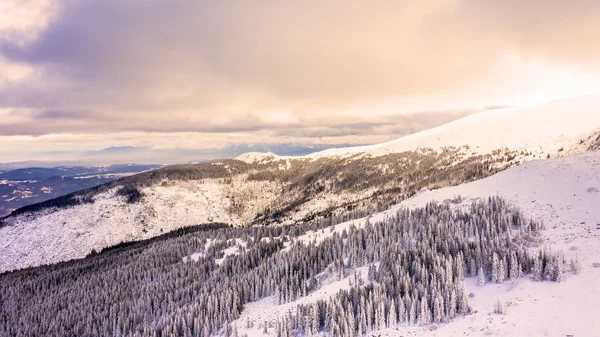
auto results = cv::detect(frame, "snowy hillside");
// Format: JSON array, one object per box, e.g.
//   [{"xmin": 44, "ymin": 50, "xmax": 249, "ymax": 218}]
[
  {"xmin": 231, "ymin": 151, "xmax": 600, "ymax": 337},
  {"xmin": 0, "ymin": 164, "xmax": 159, "ymax": 216},
  {"xmin": 0, "ymin": 176, "xmax": 282, "ymax": 272},
  {"xmin": 1, "ymin": 152, "xmax": 599, "ymax": 337},
  {"xmin": 395, "ymin": 151, "xmax": 600, "ymax": 336},
  {"xmin": 289, "ymin": 95, "xmax": 600, "ymax": 159},
  {"xmin": 1, "ymin": 145, "xmax": 515, "ymax": 272},
  {"xmin": 3, "ymin": 96, "xmax": 600, "ymax": 275}
]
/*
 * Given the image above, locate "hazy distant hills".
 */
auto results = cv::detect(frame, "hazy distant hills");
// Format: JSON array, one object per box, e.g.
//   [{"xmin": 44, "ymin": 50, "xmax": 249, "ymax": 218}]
[
  {"xmin": 0, "ymin": 164, "xmax": 159, "ymax": 217},
  {"xmin": 0, "ymin": 164, "xmax": 160, "ymax": 181},
  {"xmin": 0, "ymin": 143, "xmax": 356, "ymax": 169}
]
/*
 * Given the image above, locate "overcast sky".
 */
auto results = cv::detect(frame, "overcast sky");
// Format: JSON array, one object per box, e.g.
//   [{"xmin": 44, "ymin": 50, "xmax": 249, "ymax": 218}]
[{"xmin": 1, "ymin": 0, "xmax": 599, "ymax": 163}]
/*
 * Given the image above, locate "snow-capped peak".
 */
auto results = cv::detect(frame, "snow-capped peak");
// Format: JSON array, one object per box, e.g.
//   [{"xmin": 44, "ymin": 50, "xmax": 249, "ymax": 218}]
[
  {"xmin": 306, "ymin": 95, "xmax": 600, "ymax": 159},
  {"xmin": 235, "ymin": 152, "xmax": 281, "ymax": 164}
]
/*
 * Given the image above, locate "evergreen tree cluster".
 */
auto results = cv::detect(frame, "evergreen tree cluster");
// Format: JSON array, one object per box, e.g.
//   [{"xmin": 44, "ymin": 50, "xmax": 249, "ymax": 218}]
[
  {"xmin": 0, "ymin": 197, "xmax": 560, "ymax": 337},
  {"xmin": 276, "ymin": 197, "xmax": 557, "ymax": 336}
]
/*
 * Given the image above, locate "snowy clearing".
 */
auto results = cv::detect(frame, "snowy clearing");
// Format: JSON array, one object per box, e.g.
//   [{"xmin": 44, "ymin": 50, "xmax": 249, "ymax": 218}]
[{"xmin": 0, "ymin": 177, "xmax": 281, "ymax": 273}]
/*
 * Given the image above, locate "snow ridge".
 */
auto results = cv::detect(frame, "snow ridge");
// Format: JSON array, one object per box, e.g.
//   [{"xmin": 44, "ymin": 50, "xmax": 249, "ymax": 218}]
[{"xmin": 238, "ymin": 95, "xmax": 600, "ymax": 161}]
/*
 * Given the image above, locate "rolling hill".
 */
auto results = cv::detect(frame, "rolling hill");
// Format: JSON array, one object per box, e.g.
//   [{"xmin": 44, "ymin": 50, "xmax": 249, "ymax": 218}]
[{"xmin": 1, "ymin": 96, "xmax": 600, "ymax": 273}]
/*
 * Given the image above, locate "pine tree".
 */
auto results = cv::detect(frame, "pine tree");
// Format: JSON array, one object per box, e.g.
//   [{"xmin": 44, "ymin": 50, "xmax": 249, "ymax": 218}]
[
  {"xmin": 570, "ymin": 256, "xmax": 581, "ymax": 274},
  {"xmin": 498, "ymin": 258, "xmax": 507, "ymax": 283},
  {"xmin": 509, "ymin": 252, "xmax": 519, "ymax": 280},
  {"xmin": 456, "ymin": 253, "xmax": 465, "ymax": 281},
  {"xmin": 533, "ymin": 256, "xmax": 543, "ymax": 281},
  {"xmin": 311, "ymin": 303, "xmax": 319, "ymax": 333},
  {"xmin": 376, "ymin": 301, "xmax": 385, "ymax": 330},
  {"xmin": 409, "ymin": 298, "xmax": 417, "ymax": 326},
  {"xmin": 419, "ymin": 296, "xmax": 431, "ymax": 326},
  {"xmin": 387, "ymin": 300, "xmax": 396, "ymax": 327},
  {"xmin": 433, "ymin": 295, "xmax": 444, "ymax": 323},
  {"xmin": 398, "ymin": 297, "xmax": 407, "ymax": 325},
  {"xmin": 492, "ymin": 253, "xmax": 500, "ymax": 283},
  {"xmin": 493, "ymin": 299, "xmax": 506, "ymax": 315},
  {"xmin": 477, "ymin": 267, "xmax": 486, "ymax": 286},
  {"xmin": 553, "ymin": 254, "xmax": 564, "ymax": 282},
  {"xmin": 448, "ymin": 289, "xmax": 457, "ymax": 319}
]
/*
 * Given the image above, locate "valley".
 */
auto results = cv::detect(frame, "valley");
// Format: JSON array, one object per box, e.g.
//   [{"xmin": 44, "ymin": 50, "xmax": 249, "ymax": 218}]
[{"xmin": 0, "ymin": 164, "xmax": 160, "ymax": 217}]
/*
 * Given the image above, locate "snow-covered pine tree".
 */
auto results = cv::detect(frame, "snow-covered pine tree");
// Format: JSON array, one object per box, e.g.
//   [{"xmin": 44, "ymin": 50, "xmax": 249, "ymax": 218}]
[
  {"xmin": 533, "ymin": 255, "xmax": 543, "ymax": 281},
  {"xmin": 492, "ymin": 253, "xmax": 500, "ymax": 283},
  {"xmin": 477, "ymin": 267, "xmax": 486, "ymax": 286}
]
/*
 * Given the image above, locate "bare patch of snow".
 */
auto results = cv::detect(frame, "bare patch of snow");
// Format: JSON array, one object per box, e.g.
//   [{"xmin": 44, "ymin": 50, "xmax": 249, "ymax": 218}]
[{"xmin": 40, "ymin": 186, "xmax": 53, "ymax": 194}]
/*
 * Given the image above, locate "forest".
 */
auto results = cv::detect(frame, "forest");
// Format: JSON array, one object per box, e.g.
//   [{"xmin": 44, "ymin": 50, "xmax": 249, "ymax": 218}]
[
  {"xmin": 3, "ymin": 145, "xmax": 522, "ymax": 227},
  {"xmin": 0, "ymin": 196, "xmax": 567, "ymax": 337}
]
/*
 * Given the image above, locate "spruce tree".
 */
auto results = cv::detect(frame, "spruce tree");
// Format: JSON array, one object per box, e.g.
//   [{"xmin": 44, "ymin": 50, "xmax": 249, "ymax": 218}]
[{"xmin": 477, "ymin": 267, "xmax": 486, "ymax": 286}]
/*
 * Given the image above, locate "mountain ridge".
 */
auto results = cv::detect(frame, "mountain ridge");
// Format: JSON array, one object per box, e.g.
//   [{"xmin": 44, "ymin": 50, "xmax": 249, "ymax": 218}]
[
  {"xmin": 2, "ymin": 96, "xmax": 600, "ymax": 273},
  {"xmin": 237, "ymin": 95, "xmax": 600, "ymax": 161}
]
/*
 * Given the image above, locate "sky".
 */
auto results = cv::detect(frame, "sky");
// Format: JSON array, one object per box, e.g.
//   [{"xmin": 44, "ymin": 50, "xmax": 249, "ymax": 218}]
[{"xmin": 1, "ymin": 0, "xmax": 600, "ymax": 164}]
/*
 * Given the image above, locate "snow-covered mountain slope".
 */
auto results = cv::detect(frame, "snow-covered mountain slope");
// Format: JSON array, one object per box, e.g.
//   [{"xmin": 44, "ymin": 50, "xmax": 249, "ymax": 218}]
[
  {"xmin": 0, "ymin": 176, "xmax": 282, "ymax": 272},
  {"xmin": 1, "ymin": 146, "xmax": 516, "ymax": 273},
  {"xmin": 231, "ymin": 151, "xmax": 600, "ymax": 337},
  {"xmin": 3, "ymin": 96, "xmax": 600, "ymax": 274},
  {"xmin": 395, "ymin": 151, "xmax": 600, "ymax": 337},
  {"xmin": 287, "ymin": 95, "xmax": 600, "ymax": 159}
]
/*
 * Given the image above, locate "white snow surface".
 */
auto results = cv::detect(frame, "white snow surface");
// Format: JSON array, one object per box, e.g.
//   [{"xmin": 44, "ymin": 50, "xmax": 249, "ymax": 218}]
[
  {"xmin": 0, "ymin": 177, "xmax": 281, "ymax": 273},
  {"xmin": 236, "ymin": 151, "xmax": 600, "ymax": 337},
  {"xmin": 0, "ymin": 173, "xmax": 379, "ymax": 272},
  {"xmin": 240, "ymin": 96, "xmax": 600, "ymax": 161},
  {"xmin": 389, "ymin": 151, "xmax": 600, "ymax": 337}
]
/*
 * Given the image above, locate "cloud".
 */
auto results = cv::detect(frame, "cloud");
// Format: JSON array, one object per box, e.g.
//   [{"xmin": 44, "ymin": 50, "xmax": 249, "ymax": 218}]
[
  {"xmin": 455, "ymin": 0, "xmax": 600, "ymax": 65},
  {"xmin": 1, "ymin": 1, "xmax": 473, "ymax": 112},
  {"xmin": 0, "ymin": 0, "xmax": 599, "ymax": 162},
  {"xmin": 0, "ymin": 105, "xmax": 479, "ymax": 139}
]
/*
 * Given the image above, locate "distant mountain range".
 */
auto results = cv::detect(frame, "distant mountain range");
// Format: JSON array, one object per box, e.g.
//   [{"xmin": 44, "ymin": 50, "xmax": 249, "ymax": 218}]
[
  {"xmin": 0, "ymin": 143, "xmax": 360, "ymax": 169},
  {"xmin": 0, "ymin": 164, "xmax": 160, "ymax": 181}
]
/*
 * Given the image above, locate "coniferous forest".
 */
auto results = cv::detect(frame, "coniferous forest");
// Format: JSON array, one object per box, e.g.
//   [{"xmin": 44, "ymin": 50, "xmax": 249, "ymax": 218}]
[{"xmin": 0, "ymin": 197, "xmax": 564, "ymax": 337}]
